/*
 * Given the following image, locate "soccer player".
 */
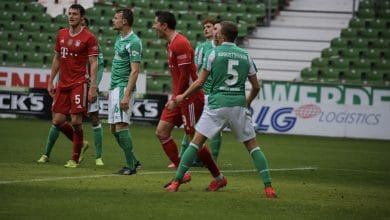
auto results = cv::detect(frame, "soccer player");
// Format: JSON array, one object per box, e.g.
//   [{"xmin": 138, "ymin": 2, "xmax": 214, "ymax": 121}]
[
  {"xmin": 152, "ymin": 11, "xmax": 223, "ymax": 184},
  {"xmin": 37, "ymin": 17, "xmax": 105, "ymax": 166},
  {"xmin": 195, "ymin": 19, "xmax": 223, "ymax": 164},
  {"xmin": 175, "ymin": 19, "xmax": 222, "ymax": 167},
  {"xmin": 109, "ymin": 8, "xmax": 142, "ymax": 175},
  {"xmin": 164, "ymin": 21, "xmax": 277, "ymax": 198},
  {"xmin": 45, "ymin": 4, "xmax": 98, "ymax": 168}
]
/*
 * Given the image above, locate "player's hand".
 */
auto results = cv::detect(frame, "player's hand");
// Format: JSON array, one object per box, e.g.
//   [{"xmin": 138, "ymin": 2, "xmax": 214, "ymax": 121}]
[
  {"xmin": 120, "ymin": 96, "xmax": 129, "ymax": 111},
  {"xmin": 47, "ymin": 82, "xmax": 55, "ymax": 97},
  {"xmin": 166, "ymin": 99, "xmax": 177, "ymax": 110},
  {"xmin": 175, "ymin": 95, "xmax": 184, "ymax": 104},
  {"xmin": 88, "ymin": 87, "xmax": 97, "ymax": 103},
  {"xmin": 166, "ymin": 95, "xmax": 184, "ymax": 110}
]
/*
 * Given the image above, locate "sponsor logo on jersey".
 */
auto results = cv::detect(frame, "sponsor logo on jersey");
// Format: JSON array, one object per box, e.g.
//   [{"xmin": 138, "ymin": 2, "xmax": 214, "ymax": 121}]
[{"xmin": 60, "ymin": 47, "xmax": 69, "ymax": 58}]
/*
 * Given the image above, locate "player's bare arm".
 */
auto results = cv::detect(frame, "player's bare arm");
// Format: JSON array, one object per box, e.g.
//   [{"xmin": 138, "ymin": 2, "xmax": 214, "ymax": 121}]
[
  {"xmin": 48, "ymin": 53, "xmax": 60, "ymax": 97},
  {"xmin": 121, "ymin": 62, "xmax": 140, "ymax": 111},
  {"xmin": 88, "ymin": 55, "xmax": 98, "ymax": 103},
  {"xmin": 246, "ymin": 74, "xmax": 260, "ymax": 108}
]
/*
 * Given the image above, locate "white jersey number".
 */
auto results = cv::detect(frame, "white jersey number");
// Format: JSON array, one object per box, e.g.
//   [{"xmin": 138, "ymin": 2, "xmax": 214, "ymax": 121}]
[
  {"xmin": 225, "ymin": 59, "xmax": 239, "ymax": 86},
  {"xmin": 74, "ymin": 94, "xmax": 81, "ymax": 104}
]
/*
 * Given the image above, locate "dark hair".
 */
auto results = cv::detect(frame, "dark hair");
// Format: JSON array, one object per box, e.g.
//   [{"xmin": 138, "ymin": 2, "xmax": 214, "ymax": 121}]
[
  {"xmin": 220, "ymin": 21, "xmax": 238, "ymax": 42},
  {"xmin": 69, "ymin": 4, "xmax": 85, "ymax": 17},
  {"xmin": 155, "ymin": 10, "xmax": 176, "ymax": 30},
  {"xmin": 202, "ymin": 18, "xmax": 216, "ymax": 26},
  {"xmin": 214, "ymin": 19, "xmax": 222, "ymax": 25},
  {"xmin": 83, "ymin": 17, "xmax": 89, "ymax": 27},
  {"xmin": 116, "ymin": 8, "xmax": 134, "ymax": 26}
]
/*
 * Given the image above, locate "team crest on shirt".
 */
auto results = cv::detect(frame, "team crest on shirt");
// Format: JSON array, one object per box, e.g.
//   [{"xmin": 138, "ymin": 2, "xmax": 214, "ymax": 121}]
[
  {"xmin": 67, "ymin": 39, "xmax": 73, "ymax": 46},
  {"xmin": 75, "ymin": 40, "xmax": 81, "ymax": 47}
]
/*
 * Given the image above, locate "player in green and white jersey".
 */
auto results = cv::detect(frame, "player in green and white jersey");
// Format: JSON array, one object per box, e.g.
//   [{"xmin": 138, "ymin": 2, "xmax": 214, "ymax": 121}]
[
  {"xmin": 176, "ymin": 19, "xmax": 223, "ymax": 167},
  {"xmin": 109, "ymin": 8, "xmax": 142, "ymax": 175},
  {"xmin": 165, "ymin": 21, "xmax": 277, "ymax": 198},
  {"xmin": 37, "ymin": 17, "xmax": 105, "ymax": 166}
]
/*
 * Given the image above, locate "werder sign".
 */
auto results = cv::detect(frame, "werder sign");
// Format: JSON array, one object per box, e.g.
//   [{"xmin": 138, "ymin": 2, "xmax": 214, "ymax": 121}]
[{"xmin": 251, "ymin": 81, "xmax": 390, "ymax": 140}]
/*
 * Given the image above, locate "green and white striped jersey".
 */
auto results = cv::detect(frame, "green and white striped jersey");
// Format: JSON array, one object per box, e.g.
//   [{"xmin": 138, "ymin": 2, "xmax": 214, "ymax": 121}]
[
  {"xmin": 202, "ymin": 42, "xmax": 257, "ymax": 109},
  {"xmin": 195, "ymin": 40, "xmax": 215, "ymax": 94},
  {"xmin": 110, "ymin": 31, "xmax": 142, "ymax": 90}
]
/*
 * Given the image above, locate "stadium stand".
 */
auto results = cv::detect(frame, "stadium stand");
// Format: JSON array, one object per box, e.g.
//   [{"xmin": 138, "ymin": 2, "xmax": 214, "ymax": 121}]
[
  {"xmin": 0, "ymin": 0, "xmax": 316, "ymax": 93},
  {"xmin": 298, "ymin": 0, "xmax": 390, "ymax": 87},
  {"xmin": 241, "ymin": 0, "xmax": 355, "ymax": 82}
]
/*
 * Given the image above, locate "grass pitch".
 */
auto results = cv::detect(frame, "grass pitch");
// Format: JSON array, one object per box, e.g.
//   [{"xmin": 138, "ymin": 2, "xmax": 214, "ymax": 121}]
[{"xmin": 0, "ymin": 118, "xmax": 389, "ymax": 220}]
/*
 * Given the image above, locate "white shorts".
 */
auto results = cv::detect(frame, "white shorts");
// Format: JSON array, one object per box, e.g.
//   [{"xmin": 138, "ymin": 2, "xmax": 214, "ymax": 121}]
[
  {"xmin": 108, "ymin": 87, "xmax": 135, "ymax": 124},
  {"xmin": 196, "ymin": 106, "xmax": 256, "ymax": 143},
  {"xmin": 88, "ymin": 96, "xmax": 99, "ymax": 113}
]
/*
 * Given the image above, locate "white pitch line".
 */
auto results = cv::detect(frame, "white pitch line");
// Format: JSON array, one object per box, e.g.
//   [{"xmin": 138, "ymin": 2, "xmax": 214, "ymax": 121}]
[{"xmin": 0, "ymin": 167, "xmax": 317, "ymax": 185}]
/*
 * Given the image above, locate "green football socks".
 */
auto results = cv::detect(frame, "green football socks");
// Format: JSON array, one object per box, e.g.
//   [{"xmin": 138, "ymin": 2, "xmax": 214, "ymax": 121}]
[
  {"xmin": 180, "ymin": 133, "xmax": 222, "ymax": 162},
  {"xmin": 93, "ymin": 124, "xmax": 103, "ymax": 159},
  {"xmin": 250, "ymin": 147, "xmax": 272, "ymax": 187},
  {"xmin": 210, "ymin": 133, "xmax": 222, "ymax": 161},
  {"xmin": 43, "ymin": 125, "xmax": 60, "ymax": 157},
  {"xmin": 179, "ymin": 134, "xmax": 189, "ymax": 157},
  {"xmin": 175, "ymin": 142, "xmax": 198, "ymax": 181},
  {"xmin": 114, "ymin": 129, "xmax": 136, "ymax": 170}
]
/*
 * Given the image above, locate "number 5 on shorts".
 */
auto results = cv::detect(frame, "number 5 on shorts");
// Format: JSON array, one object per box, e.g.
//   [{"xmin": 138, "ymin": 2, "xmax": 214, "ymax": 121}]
[{"xmin": 74, "ymin": 94, "xmax": 81, "ymax": 104}]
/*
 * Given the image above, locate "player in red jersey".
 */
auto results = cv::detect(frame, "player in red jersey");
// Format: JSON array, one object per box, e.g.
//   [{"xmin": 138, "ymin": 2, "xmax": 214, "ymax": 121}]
[
  {"xmin": 47, "ymin": 4, "xmax": 98, "ymax": 168},
  {"xmin": 152, "ymin": 11, "xmax": 224, "ymax": 186}
]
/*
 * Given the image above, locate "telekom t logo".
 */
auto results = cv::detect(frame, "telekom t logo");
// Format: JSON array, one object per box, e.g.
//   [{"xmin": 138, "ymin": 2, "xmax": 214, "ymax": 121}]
[{"xmin": 60, "ymin": 47, "xmax": 69, "ymax": 58}]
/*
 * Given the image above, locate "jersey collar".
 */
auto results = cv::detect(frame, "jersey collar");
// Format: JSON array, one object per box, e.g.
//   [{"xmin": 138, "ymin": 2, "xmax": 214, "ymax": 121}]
[
  {"xmin": 69, "ymin": 26, "xmax": 84, "ymax": 37},
  {"xmin": 120, "ymin": 31, "xmax": 133, "ymax": 40},
  {"xmin": 221, "ymin": 42, "xmax": 236, "ymax": 46},
  {"xmin": 210, "ymin": 39, "xmax": 216, "ymax": 48}
]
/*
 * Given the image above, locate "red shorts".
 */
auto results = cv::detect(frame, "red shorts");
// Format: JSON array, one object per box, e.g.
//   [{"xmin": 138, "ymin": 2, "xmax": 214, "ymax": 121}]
[
  {"xmin": 51, "ymin": 83, "xmax": 88, "ymax": 115},
  {"xmin": 160, "ymin": 94, "xmax": 204, "ymax": 135}
]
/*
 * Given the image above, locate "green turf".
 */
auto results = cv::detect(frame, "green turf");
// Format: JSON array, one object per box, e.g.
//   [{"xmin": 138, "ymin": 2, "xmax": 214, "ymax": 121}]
[{"xmin": 0, "ymin": 118, "xmax": 389, "ymax": 219}]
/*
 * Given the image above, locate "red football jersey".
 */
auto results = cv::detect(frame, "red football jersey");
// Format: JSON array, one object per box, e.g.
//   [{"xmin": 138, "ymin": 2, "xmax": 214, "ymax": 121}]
[
  {"xmin": 167, "ymin": 33, "xmax": 202, "ymax": 98},
  {"xmin": 54, "ymin": 27, "xmax": 98, "ymax": 89}
]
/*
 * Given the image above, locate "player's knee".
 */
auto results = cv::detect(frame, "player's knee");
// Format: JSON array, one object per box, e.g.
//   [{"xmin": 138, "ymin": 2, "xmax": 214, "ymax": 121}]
[
  {"xmin": 52, "ymin": 120, "xmax": 60, "ymax": 127},
  {"xmin": 109, "ymin": 124, "xmax": 116, "ymax": 133},
  {"xmin": 155, "ymin": 127, "xmax": 170, "ymax": 142},
  {"xmin": 157, "ymin": 135, "xmax": 172, "ymax": 144},
  {"xmin": 155, "ymin": 129, "xmax": 167, "ymax": 139},
  {"xmin": 90, "ymin": 120, "xmax": 99, "ymax": 127},
  {"xmin": 244, "ymin": 138, "xmax": 258, "ymax": 151},
  {"xmin": 89, "ymin": 112, "xmax": 100, "ymax": 126},
  {"xmin": 52, "ymin": 119, "xmax": 65, "ymax": 127},
  {"xmin": 52, "ymin": 114, "xmax": 66, "ymax": 126}
]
